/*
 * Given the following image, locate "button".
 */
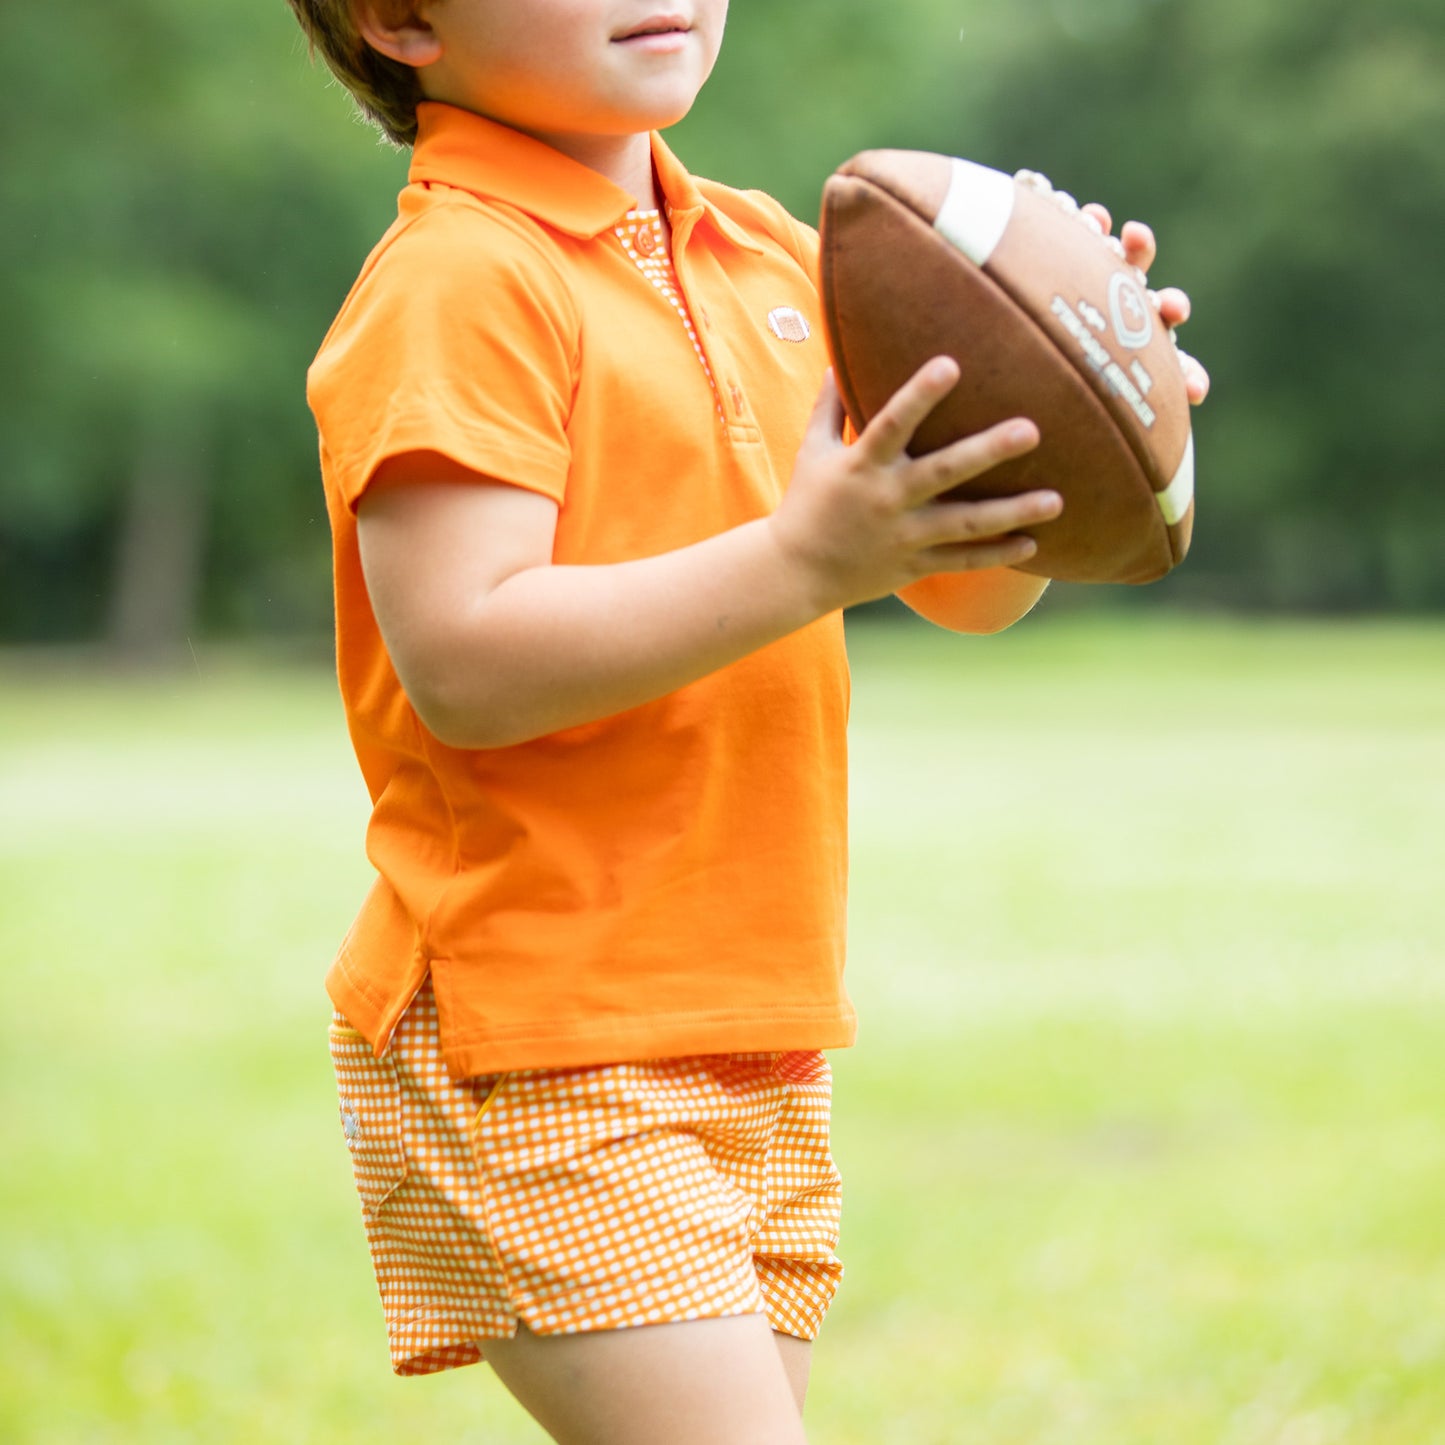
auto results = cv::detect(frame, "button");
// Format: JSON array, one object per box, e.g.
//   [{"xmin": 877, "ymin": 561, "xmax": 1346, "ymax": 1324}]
[
  {"xmin": 729, "ymin": 383, "xmax": 745, "ymax": 416},
  {"xmin": 635, "ymin": 227, "xmax": 658, "ymax": 257},
  {"xmin": 699, "ymin": 307, "xmax": 712, "ymax": 330}
]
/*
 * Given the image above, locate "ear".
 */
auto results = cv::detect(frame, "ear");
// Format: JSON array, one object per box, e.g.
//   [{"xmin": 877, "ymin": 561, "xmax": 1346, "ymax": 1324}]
[{"xmin": 352, "ymin": 0, "xmax": 443, "ymax": 69}]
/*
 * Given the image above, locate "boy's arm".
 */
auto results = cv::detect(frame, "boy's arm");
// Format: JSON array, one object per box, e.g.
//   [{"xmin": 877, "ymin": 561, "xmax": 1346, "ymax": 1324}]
[
  {"xmin": 358, "ymin": 361, "xmax": 1061, "ymax": 749},
  {"xmin": 895, "ymin": 569, "xmax": 1049, "ymax": 634}
]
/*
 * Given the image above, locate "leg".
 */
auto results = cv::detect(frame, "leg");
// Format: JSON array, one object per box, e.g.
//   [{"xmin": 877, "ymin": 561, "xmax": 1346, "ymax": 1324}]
[
  {"xmin": 773, "ymin": 1331, "xmax": 813, "ymax": 1416},
  {"xmin": 483, "ymin": 1314, "xmax": 809, "ymax": 1445}
]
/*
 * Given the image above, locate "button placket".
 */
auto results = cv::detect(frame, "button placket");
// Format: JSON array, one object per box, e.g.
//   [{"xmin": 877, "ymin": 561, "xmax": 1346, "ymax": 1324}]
[
  {"xmin": 669, "ymin": 221, "xmax": 756, "ymax": 441},
  {"xmin": 615, "ymin": 206, "xmax": 725, "ymax": 427}
]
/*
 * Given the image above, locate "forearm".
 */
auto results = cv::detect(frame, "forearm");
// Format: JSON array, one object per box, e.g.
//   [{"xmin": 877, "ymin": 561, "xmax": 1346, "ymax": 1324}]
[
  {"xmin": 896, "ymin": 568, "xmax": 1049, "ymax": 634},
  {"xmin": 408, "ymin": 519, "xmax": 821, "ymax": 748},
  {"xmin": 366, "ymin": 367, "xmax": 1061, "ymax": 749}
]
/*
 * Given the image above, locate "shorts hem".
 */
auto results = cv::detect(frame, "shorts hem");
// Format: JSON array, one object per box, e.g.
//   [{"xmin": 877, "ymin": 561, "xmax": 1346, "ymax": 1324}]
[{"xmin": 390, "ymin": 1300, "xmax": 831, "ymax": 1377}]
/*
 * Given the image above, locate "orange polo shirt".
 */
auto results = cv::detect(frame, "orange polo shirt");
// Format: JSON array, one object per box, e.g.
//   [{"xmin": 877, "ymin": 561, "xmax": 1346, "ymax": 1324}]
[{"xmin": 307, "ymin": 103, "xmax": 854, "ymax": 1077}]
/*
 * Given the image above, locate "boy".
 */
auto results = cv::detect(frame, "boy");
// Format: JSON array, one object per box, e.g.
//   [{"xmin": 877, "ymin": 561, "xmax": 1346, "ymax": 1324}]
[{"xmin": 287, "ymin": 2, "xmax": 1207, "ymax": 1440}]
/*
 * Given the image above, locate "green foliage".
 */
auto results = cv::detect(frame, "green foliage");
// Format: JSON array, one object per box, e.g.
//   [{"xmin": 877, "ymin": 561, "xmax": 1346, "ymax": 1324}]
[
  {"xmin": 2, "ymin": 0, "xmax": 1441, "ymax": 641},
  {"xmin": 0, "ymin": 1, "xmax": 403, "ymax": 641},
  {"xmin": 681, "ymin": 0, "xmax": 1445, "ymax": 611},
  {"xmin": 965, "ymin": 0, "xmax": 1445, "ymax": 610}
]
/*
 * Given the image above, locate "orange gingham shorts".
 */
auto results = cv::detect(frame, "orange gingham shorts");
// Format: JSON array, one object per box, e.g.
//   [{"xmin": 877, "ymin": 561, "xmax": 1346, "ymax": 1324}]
[{"xmin": 329, "ymin": 978, "xmax": 844, "ymax": 1376}]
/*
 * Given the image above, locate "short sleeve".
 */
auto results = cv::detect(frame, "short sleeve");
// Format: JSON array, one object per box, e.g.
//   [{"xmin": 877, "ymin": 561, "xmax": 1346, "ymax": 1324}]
[{"xmin": 307, "ymin": 200, "xmax": 579, "ymax": 513}]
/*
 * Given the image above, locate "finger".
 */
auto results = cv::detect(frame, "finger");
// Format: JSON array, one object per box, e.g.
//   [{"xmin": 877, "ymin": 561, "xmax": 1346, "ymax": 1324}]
[
  {"xmin": 911, "ymin": 486, "xmax": 1063, "ymax": 549},
  {"xmin": 1153, "ymin": 286, "xmax": 1191, "ymax": 327},
  {"xmin": 1120, "ymin": 220, "xmax": 1157, "ymax": 274},
  {"xmin": 1178, "ymin": 351, "xmax": 1211, "ymax": 404},
  {"xmin": 901, "ymin": 416, "xmax": 1040, "ymax": 506},
  {"xmin": 919, "ymin": 532, "xmax": 1042, "ymax": 573},
  {"xmin": 804, "ymin": 367, "xmax": 848, "ymax": 448},
  {"xmin": 1081, "ymin": 202, "xmax": 1112, "ymax": 237},
  {"xmin": 857, "ymin": 356, "xmax": 961, "ymax": 464}
]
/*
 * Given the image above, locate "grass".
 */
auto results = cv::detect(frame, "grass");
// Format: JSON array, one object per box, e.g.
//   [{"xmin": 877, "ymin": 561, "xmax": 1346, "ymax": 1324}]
[{"xmin": 2, "ymin": 614, "xmax": 1443, "ymax": 1443}]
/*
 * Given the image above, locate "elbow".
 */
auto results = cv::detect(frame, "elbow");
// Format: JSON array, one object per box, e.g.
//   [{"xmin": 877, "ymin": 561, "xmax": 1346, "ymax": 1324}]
[
  {"xmin": 960, "ymin": 611, "xmax": 1023, "ymax": 636},
  {"xmin": 401, "ymin": 662, "xmax": 532, "ymax": 752},
  {"xmin": 897, "ymin": 570, "xmax": 1049, "ymax": 634},
  {"xmin": 896, "ymin": 590, "xmax": 1011, "ymax": 635},
  {"xmin": 921, "ymin": 611, "xmax": 1017, "ymax": 636},
  {"xmin": 416, "ymin": 704, "xmax": 509, "ymax": 751},
  {"xmin": 415, "ymin": 691, "xmax": 541, "ymax": 752},
  {"xmin": 387, "ymin": 608, "xmax": 568, "ymax": 750},
  {"xmin": 960, "ymin": 593, "xmax": 1045, "ymax": 634}
]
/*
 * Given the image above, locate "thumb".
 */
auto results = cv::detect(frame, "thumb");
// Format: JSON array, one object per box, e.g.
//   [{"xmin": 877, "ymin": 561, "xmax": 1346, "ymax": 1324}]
[{"xmin": 804, "ymin": 367, "xmax": 848, "ymax": 449}]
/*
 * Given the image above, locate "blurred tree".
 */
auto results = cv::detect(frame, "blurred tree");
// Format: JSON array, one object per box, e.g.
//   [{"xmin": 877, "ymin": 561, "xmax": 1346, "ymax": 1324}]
[
  {"xmin": 960, "ymin": 0, "xmax": 1445, "ymax": 610},
  {"xmin": 0, "ymin": 0, "xmax": 403, "ymax": 651},
  {"xmin": 1, "ymin": 0, "xmax": 1441, "ymax": 645},
  {"xmin": 681, "ymin": 0, "xmax": 1445, "ymax": 611}
]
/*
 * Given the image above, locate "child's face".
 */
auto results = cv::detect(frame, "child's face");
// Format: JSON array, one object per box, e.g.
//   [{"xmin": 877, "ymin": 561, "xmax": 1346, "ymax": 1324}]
[{"xmin": 419, "ymin": 1, "xmax": 728, "ymax": 145}]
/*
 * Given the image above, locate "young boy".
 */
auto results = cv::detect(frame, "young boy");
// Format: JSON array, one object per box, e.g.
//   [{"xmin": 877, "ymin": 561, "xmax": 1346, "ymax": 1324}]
[{"xmin": 287, "ymin": 3, "xmax": 1206, "ymax": 1440}]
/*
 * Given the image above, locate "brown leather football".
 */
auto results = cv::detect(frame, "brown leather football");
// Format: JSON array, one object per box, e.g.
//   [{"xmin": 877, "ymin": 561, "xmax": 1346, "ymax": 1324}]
[{"xmin": 820, "ymin": 150, "xmax": 1195, "ymax": 584}]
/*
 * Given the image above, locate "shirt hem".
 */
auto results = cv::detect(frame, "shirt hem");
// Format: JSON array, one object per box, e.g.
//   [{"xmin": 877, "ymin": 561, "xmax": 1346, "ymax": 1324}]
[
  {"xmin": 438, "ymin": 1007, "xmax": 859, "ymax": 1078},
  {"xmin": 326, "ymin": 944, "xmax": 428, "ymax": 1059}
]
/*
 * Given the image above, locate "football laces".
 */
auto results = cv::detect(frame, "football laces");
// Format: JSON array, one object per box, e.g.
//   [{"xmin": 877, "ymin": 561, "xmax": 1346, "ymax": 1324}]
[
  {"xmin": 1015, "ymin": 167, "xmax": 1145, "ymax": 277},
  {"xmin": 1015, "ymin": 165, "xmax": 1190, "ymax": 376}
]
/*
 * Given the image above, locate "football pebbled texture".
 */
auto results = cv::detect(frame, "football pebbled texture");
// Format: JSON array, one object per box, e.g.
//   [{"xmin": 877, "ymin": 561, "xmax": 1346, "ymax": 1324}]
[{"xmin": 820, "ymin": 150, "xmax": 1195, "ymax": 584}]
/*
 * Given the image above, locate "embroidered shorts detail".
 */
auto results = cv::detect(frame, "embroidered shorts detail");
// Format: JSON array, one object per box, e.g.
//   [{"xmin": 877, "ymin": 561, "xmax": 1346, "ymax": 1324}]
[{"xmin": 329, "ymin": 978, "xmax": 844, "ymax": 1376}]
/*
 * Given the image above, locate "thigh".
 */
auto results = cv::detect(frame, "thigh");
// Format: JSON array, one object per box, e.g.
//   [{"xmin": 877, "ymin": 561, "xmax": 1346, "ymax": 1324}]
[
  {"xmin": 483, "ymin": 1316, "xmax": 809, "ymax": 1445},
  {"xmin": 774, "ymin": 1330, "xmax": 813, "ymax": 1416}
]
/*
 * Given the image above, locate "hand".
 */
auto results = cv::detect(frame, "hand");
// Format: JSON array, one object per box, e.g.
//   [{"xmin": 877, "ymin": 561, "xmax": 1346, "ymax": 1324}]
[
  {"xmin": 770, "ymin": 360, "xmax": 1063, "ymax": 615},
  {"xmin": 1081, "ymin": 203, "xmax": 1210, "ymax": 405}
]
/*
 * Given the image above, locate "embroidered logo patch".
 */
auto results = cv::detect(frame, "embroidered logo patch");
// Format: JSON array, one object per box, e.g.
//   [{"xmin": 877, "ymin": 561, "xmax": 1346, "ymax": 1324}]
[{"xmin": 767, "ymin": 307, "xmax": 811, "ymax": 343}]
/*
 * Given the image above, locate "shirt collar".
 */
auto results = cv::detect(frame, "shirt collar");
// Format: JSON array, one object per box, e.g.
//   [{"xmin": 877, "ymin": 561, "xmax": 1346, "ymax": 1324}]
[{"xmin": 409, "ymin": 102, "xmax": 763, "ymax": 253}]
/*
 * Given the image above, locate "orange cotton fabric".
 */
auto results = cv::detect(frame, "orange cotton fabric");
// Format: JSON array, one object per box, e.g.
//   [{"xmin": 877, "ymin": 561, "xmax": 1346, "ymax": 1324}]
[
  {"xmin": 330, "ymin": 978, "xmax": 843, "ymax": 1375},
  {"xmin": 307, "ymin": 103, "xmax": 853, "ymax": 1077}
]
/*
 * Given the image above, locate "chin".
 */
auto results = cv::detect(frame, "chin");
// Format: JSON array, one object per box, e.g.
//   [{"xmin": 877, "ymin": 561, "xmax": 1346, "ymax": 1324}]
[
  {"xmin": 621, "ymin": 77, "xmax": 707, "ymax": 130},
  {"xmin": 646, "ymin": 103, "xmax": 696, "ymax": 130}
]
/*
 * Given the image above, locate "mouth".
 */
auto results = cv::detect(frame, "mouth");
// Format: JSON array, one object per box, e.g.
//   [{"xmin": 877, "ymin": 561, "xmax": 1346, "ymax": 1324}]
[{"xmin": 613, "ymin": 14, "xmax": 692, "ymax": 42}]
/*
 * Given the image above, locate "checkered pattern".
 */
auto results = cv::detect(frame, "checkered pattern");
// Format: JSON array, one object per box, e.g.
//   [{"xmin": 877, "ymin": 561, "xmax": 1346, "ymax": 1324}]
[
  {"xmin": 329, "ymin": 979, "xmax": 844, "ymax": 1376},
  {"xmin": 614, "ymin": 209, "xmax": 726, "ymax": 426}
]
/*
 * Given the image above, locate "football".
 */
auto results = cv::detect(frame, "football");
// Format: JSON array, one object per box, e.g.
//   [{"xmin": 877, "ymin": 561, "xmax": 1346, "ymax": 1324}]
[{"xmin": 819, "ymin": 150, "xmax": 1195, "ymax": 584}]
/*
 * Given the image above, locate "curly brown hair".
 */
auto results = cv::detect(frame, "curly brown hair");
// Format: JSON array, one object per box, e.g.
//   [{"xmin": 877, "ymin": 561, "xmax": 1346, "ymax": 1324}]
[{"xmin": 286, "ymin": 0, "xmax": 424, "ymax": 147}]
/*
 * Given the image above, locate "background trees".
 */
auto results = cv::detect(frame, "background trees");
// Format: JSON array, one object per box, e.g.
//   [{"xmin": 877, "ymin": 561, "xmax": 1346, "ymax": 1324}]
[{"xmin": 3, "ymin": 0, "xmax": 1440, "ymax": 648}]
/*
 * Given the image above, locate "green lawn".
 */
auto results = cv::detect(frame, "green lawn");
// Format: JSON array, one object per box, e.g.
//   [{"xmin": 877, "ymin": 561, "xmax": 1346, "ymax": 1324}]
[{"xmin": 2, "ymin": 616, "xmax": 1443, "ymax": 1444}]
